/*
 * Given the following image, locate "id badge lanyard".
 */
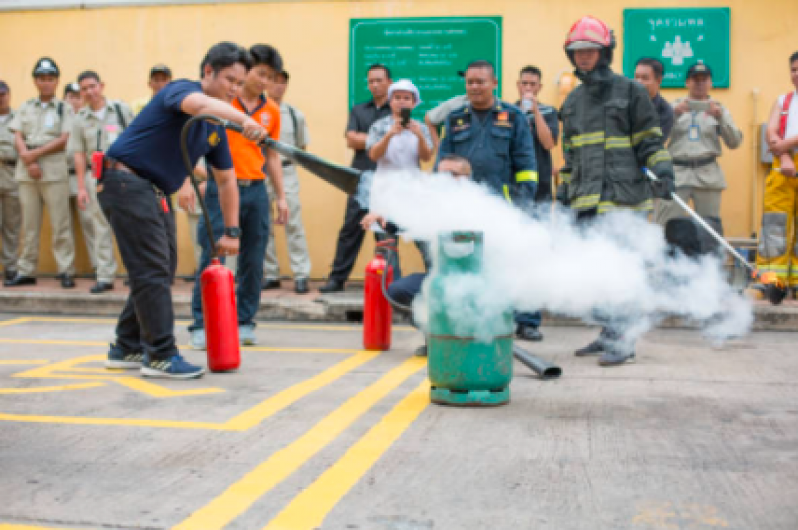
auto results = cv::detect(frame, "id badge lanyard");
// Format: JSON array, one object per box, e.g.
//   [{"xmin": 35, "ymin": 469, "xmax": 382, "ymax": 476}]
[{"xmin": 688, "ymin": 111, "xmax": 700, "ymax": 142}]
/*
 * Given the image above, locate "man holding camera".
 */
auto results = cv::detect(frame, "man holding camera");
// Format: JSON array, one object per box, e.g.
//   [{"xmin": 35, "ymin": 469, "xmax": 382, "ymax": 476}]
[{"xmin": 654, "ymin": 62, "xmax": 742, "ymax": 232}]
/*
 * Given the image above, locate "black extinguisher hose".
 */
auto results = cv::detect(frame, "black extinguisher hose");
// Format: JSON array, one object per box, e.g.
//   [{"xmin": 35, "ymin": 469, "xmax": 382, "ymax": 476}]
[{"xmin": 179, "ymin": 114, "xmax": 248, "ymax": 260}]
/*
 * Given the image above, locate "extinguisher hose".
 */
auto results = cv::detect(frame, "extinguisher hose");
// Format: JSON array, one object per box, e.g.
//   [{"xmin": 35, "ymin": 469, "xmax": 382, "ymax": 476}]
[
  {"xmin": 180, "ymin": 114, "xmax": 248, "ymax": 260},
  {"xmin": 380, "ymin": 246, "xmax": 413, "ymax": 313}
]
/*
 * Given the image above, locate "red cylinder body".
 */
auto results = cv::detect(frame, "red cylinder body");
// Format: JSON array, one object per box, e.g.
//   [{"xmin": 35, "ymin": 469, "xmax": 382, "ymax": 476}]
[
  {"xmin": 201, "ymin": 258, "xmax": 240, "ymax": 372},
  {"xmin": 363, "ymin": 250, "xmax": 394, "ymax": 350}
]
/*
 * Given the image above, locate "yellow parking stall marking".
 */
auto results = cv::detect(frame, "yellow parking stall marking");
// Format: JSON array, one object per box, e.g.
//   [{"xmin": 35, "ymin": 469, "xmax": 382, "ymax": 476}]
[
  {"xmin": 174, "ymin": 356, "xmax": 426, "ymax": 530},
  {"xmin": 265, "ymin": 379, "xmax": 430, "ymax": 530},
  {"xmin": 0, "ymin": 382, "xmax": 104, "ymax": 394},
  {"xmin": 0, "ymin": 350, "xmax": 378, "ymax": 431},
  {"xmin": 0, "ymin": 337, "xmax": 361, "ymax": 355},
  {"xmin": 12, "ymin": 316, "xmax": 415, "ymax": 332},
  {"xmin": 0, "ymin": 317, "xmax": 32, "ymax": 327},
  {"xmin": 115, "ymin": 377, "xmax": 225, "ymax": 397},
  {"xmin": 0, "ymin": 360, "xmax": 49, "ymax": 365}
]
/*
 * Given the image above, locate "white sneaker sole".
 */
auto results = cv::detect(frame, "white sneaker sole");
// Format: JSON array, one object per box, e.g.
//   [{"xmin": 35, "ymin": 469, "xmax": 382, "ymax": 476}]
[
  {"xmin": 140, "ymin": 366, "xmax": 206, "ymax": 379},
  {"xmin": 105, "ymin": 360, "xmax": 143, "ymax": 369}
]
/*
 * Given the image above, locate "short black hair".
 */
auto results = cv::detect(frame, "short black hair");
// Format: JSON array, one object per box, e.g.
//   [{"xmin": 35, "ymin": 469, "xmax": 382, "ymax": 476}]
[
  {"xmin": 249, "ymin": 44, "xmax": 283, "ymax": 73},
  {"xmin": 519, "ymin": 65, "xmax": 542, "ymax": 80},
  {"xmin": 77, "ymin": 70, "xmax": 101, "ymax": 84},
  {"xmin": 636, "ymin": 57, "xmax": 665, "ymax": 79},
  {"xmin": 367, "ymin": 64, "xmax": 392, "ymax": 80},
  {"xmin": 790, "ymin": 51, "xmax": 798, "ymax": 65},
  {"xmin": 200, "ymin": 42, "xmax": 253, "ymax": 78},
  {"xmin": 466, "ymin": 60, "xmax": 496, "ymax": 78}
]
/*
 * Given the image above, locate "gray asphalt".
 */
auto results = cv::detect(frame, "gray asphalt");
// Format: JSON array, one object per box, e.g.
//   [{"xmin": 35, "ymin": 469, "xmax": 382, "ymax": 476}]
[{"xmin": 0, "ymin": 314, "xmax": 795, "ymax": 530}]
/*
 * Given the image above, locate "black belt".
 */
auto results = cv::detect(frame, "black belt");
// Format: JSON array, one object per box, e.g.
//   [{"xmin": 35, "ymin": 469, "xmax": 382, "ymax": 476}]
[
  {"xmin": 673, "ymin": 156, "xmax": 717, "ymax": 169},
  {"xmin": 282, "ymin": 160, "xmax": 293, "ymax": 168}
]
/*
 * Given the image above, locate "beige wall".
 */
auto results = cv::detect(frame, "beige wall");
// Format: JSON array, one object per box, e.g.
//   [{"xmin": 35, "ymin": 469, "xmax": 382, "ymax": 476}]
[{"xmin": 1, "ymin": 0, "xmax": 796, "ymax": 278}]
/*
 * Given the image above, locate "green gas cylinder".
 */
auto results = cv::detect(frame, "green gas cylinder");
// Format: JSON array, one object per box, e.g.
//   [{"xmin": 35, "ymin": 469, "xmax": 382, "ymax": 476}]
[{"xmin": 427, "ymin": 231, "xmax": 514, "ymax": 406}]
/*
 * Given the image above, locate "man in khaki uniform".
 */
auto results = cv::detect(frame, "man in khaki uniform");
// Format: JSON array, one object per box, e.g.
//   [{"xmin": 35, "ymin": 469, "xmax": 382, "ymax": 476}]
[
  {"xmin": 0, "ymin": 81, "xmax": 21, "ymax": 281},
  {"xmin": 654, "ymin": 63, "xmax": 743, "ymax": 238},
  {"xmin": 69, "ymin": 71, "xmax": 131, "ymax": 293},
  {"xmin": 262, "ymin": 70, "xmax": 312, "ymax": 294},
  {"xmin": 6, "ymin": 58, "xmax": 76, "ymax": 288}
]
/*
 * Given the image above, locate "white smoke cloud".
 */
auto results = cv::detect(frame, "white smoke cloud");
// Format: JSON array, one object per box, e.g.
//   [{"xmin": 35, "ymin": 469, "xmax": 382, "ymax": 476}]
[{"xmin": 370, "ymin": 170, "xmax": 753, "ymax": 348}]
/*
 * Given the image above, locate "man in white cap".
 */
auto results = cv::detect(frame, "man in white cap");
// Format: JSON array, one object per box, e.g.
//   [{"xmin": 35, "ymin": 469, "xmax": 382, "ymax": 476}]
[{"xmin": 365, "ymin": 78, "xmax": 434, "ymax": 272}]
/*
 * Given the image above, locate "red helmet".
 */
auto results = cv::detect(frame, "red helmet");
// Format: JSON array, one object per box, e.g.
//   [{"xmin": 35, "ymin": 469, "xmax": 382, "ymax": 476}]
[{"xmin": 564, "ymin": 16, "xmax": 613, "ymax": 51}]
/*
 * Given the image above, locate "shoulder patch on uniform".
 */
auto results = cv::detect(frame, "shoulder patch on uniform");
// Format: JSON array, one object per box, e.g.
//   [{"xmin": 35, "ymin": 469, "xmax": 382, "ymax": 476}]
[{"xmin": 208, "ymin": 131, "xmax": 220, "ymax": 147}]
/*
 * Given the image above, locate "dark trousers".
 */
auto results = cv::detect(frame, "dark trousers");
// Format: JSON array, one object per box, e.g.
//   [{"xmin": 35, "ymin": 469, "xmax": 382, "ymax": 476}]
[
  {"xmin": 190, "ymin": 178, "xmax": 269, "ymax": 330},
  {"xmin": 98, "ymin": 169, "xmax": 178, "ymax": 361},
  {"xmin": 329, "ymin": 195, "xmax": 369, "ymax": 283}
]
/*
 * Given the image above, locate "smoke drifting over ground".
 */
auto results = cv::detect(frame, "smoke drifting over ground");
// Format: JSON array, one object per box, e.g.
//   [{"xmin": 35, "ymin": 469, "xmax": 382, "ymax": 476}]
[{"xmin": 370, "ymin": 171, "xmax": 753, "ymax": 346}]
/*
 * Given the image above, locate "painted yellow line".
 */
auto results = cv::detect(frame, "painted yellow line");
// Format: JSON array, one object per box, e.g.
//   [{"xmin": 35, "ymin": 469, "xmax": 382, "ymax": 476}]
[
  {"xmin": 264, "ymin": 379, "xmax": 430, "ymax": 530},
  {"xmin": 0, "ymin": 338, "xmax": 360, "ymax": 355},
  {"xmin": 0, "ymin": 317, "xmax": 32, "ymax": 327},
  {"xmin": 0, "ymin": 382, "xmax": 104, "ymax": 394},
  {"xmin": 0, "ymin": 360, "xmax": 49, "ymax": 365},
  {"xmin": 174, "ymin": 356, "xmax": 426, "ymax": 530},
  {"xmin": 115, "ymin": 377, "xmax": 225, "ymax": 398},
  {"xmin": 222, "ymin": 350, "xmax": 379, "ymax": 431},
  {"xmin": 17, "ymin": 316, "xmax": 414, "ymax": 332},
  {"xmin": 0, "ymin": 351, "xmax": 376, "ymax": 431}
]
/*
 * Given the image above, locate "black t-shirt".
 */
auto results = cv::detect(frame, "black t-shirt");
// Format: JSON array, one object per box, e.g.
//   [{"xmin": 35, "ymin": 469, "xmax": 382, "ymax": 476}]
[
  {"xmin": 346, "ymin": 99, "xmax": 391, "ymax": 171},
  {"xmin": 107, "ymin": 80, "xmax": 233, "ymax": 194},
  {"xmin": 516, "ymin": 100, "xmax": 560, "ymax": 193}
]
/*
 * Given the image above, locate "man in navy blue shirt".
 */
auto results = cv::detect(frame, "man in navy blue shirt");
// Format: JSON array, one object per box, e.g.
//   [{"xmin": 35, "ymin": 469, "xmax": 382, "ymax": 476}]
[{"xmin": 101, "ymin": 42, "xmax": 268, "ymax": 379}]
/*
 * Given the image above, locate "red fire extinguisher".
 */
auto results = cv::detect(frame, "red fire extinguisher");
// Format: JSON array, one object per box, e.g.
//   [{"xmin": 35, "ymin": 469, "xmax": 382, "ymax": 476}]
[
  {"xmin": 201, "ymin": 258, "xmax": 240, "ymax": 372},
  {"xmin": 363, "ymin": 240, "xmax": 395, "ymax": 351}
]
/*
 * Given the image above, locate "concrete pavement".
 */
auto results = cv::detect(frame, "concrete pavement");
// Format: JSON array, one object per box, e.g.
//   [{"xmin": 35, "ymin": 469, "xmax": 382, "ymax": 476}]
[{"xmin": 0, "ymin": 315, "xmax": 796, "ymax": 529}]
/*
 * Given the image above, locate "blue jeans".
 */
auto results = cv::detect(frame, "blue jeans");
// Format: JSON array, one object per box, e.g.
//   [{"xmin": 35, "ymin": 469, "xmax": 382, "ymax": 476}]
[{"xmin": 189, "ymin": 178, "xmax": 269, "ymax": 330}]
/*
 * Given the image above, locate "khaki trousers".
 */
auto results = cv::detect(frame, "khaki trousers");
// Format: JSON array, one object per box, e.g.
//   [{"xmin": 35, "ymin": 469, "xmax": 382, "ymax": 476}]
[
  {"xmin": 69, "ymin": 174, "xmax": 117, "ymax": 282},
  {"xmin": 17, "ymin": 180, "xmax": 75, "ymax": 276},
  {"xmin": 264, "ymin": 168, "xmax": 311, "ymax": 280}
]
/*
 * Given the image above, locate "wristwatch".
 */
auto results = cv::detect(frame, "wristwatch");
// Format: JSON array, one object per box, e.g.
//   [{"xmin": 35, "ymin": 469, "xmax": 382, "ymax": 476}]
[{"xmin": 224, "ymin": 227, "xmax": 242, "ymax": 239}]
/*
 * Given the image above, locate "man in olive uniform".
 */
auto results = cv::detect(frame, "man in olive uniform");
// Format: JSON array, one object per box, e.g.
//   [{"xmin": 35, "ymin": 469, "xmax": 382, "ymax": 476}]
[
  {"xmin": 69, "ymin": 71, "xmax": 132, "ymax": 293},
  {"xmin": 6, "ymin": 58, "xmax": 76, "ymax": 288},
  {"xmin": 559, "ymin": 17, "xmax": 675, "ymax": 366},
  {"xmin": 654, "ymin": 63, "xmax": 743, "ymax": 240},
  {"xmin": 0, "ymin": 81, "xmax": 21, "ymax": 281},
  {"xmin": 262, "ymin": 70, "xmax": 312, "ymax": 294}
]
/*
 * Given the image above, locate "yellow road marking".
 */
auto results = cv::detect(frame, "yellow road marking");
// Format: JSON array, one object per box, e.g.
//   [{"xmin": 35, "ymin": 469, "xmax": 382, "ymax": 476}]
[
  {"xmin": 265, "ymin": 379, "xmax": 430, "ymax": 530},
  {"xmin": 0, "ymin": 317, "xmax": 32, "ymax": 327},
  {"xmin": 0, "ymin": 360, "xmax": 49, "ymax": 365},
  {"xmin": 0, "ymin": 382, "xmax": 104, "ymax": 394},
  {"xmin": 0, "ymin": 351, "xmax": 377, "ymax": 431},
  {"xmin": 174, "ymin": 356, "xmax": 426, "ymax": 530},
  {"xmin": 0, "ymin": 338, "xmax": 361, "ymax": 354},
  {"xmin": 13, "ymin": 316, "xmax": 414, "ymax": 332}
]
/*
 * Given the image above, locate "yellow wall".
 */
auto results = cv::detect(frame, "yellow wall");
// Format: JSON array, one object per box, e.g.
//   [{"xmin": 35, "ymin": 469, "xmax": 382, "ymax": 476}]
[{"xmin": 1, "ymin": 0, "xmax": 796, "ymax": 279}]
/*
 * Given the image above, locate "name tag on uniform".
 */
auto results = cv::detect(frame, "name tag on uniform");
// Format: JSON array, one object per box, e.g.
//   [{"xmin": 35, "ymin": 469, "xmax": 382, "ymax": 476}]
[
  {"xmin": 452, "ymin": 117, "xmax": 470, "ymax": 133},
  {"xmin": 44, "ymin": 111, "xmax": 55, "ymax": 129},
  {"xmin": 495, "ymin": 111, "xmax": 512, "ymax": 128},
  {"xmin": 688, "ymin": 124, "xmax": 700, "ymax": 142},
  {"xmin": 105, "ymin": 124, "xmax": 120, "ymax": 145}
]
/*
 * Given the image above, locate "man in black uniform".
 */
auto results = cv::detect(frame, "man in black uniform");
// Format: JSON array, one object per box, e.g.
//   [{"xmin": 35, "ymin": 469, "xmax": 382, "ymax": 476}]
[
  {"xmin": 101, "ymin": 42, "xmax": 267, "ymax": 379},
  {"xmin": 319, "ymin": 64, "xmax": 392, "ymax": 293}
]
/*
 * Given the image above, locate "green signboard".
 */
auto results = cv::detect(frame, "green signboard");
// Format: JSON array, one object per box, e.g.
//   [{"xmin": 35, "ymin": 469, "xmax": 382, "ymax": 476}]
[
  {"xmin": 623, "ymin": 8, "xmax": 731, "ymax": 88},
  {"xmin": 349, "ymin": 17, "xmax": 502, "ymax": 117}
]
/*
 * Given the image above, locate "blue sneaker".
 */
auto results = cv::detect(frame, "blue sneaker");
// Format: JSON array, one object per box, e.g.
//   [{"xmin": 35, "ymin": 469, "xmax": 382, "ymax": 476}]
[
  {"xmin": 106, "ymin": 343, "xmax": 145, "ymax": 369},
  {"xmin": 141, "ymin": 354, "xmax": 206, "ymax": 379}
]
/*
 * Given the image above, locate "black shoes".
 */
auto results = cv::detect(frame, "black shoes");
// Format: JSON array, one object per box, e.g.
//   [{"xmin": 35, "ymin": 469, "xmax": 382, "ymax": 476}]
[
  {"xmin": 61, "ymin": 275, "xmax": 76, "ymax": 289},
  {"xmin": 262, "ymin": 279, "xmax": 281, "ymax": 290},
  {"xmin": 90, "ymin": 282, "xmax": 114, "ymax": 294},
  {"xmin": 575, "ymin": 339, "xmax": 604, "ymax": 357},
  {"xmin": 4, "ymin": 270, "xmax": 16, "ymax": 282},
  {"xmin": 516, "ymin": 324, "xmax": 544, "ymax": 342},
  {"xmin": 4, "ymin": 275, "xmax": 36, "ymax": 287},
  {"xmin": 319, "ymin": 279, "xmax": 345, "ymax": 293},
  {"xmin": 295, "ymin": 278, "xmax": 309, "ymax": 294}
]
